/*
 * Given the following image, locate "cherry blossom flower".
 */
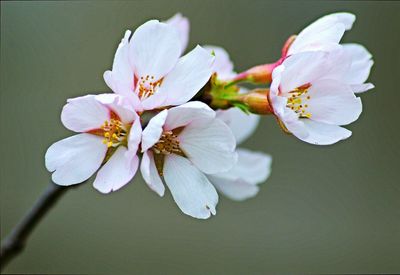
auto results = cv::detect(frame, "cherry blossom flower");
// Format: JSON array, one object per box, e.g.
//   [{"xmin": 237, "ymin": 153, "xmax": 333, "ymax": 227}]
[
  {"xmin": 45, "ymin": 94, "xmax": 141, "ymax": 193},
  {"xmin": 285, "ymin": 12, "xmax": 374, "ymax": 94},
  {"xmin": 269, "ymin": 50, "xmax": 363, "ymax": 145},
  {"xmin": 140, "ymin": 102, "xmax": 237, "ymax": 219},
  {"xmin": 104, "ymin": 20, "xmax": 214, "ymax": 111},
  {"xmin": 235, "ymin": 12, "xmax": 374, "ymax": 94}
]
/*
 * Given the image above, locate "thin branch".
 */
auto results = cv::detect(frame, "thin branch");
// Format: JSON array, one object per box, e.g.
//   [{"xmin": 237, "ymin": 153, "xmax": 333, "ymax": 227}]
[{"xmin": 0, "ymin": 182, "xmax": 71, "ymax": 271}]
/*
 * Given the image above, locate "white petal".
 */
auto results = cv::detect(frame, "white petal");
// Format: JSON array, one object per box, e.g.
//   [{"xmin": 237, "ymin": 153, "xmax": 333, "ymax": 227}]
[
  {"xmin": 154, "ymin": 45, "xmax": 214, "ymax": 107},
  {"xmin": 93, "ymin": 146, "xmax": 139, "ymax": 193},
  {"xmin": 94, "ymin": 94, "xmax": 136, "ymax": 124},
  {"xmin": 343, "ymin": 43, "xmax": 374, "ymax": 85},
  {"xmin": 165, "ymin": 13, "xmax": 190, "ymax": 54},
  {"xmin": 45, "ymin": 134, "xmax": 107, "ymax": 185},
  {"xmin": 61, "ymin": 95, "xmax": 109, "ymax": 132},
  {"xmin": 140, "ymin": 150, "xmax": 165, "ymax": 196},
  {"xmin": 179, "ymin": 118, "xmax": 237, "ymax": 174},
  {"xmin": 292, "ymin": 120, "xmax": 352, "ymax": 145},
  {"xmin": 208, "ymin": 176, "xmax": 259, "ymax": 201},
  {"xmin": 307, "ymin": 79, "xmax": 362, "ymax": 125},
  {"xmin": 164, "ymin": 101, "xmax": 215, "ymax": 131},
  {"xmin": 288, "ymin": 12, "xmax": 355, "ymax": 55},
  {"xmin": 216, "ymin": 108, "xmax": 260, "ymax": 144},
  {"xmin": 129, "ymin": 20, "xmax": 181, "ymax": 81},
  {"xmin": 141, "ymin": 110, "xmax": 168, "ymax": 152},
  {"xmin": 127, "ymin": 112, "xmax": 142, "ymax": 154},
  {"xmin": 351, "ymin": 83, "xmax": 375, "ymax": 94},
  {"xmin": 163, "ymin": 154, "xmax": 218, "ymax": 219},
  {"xmin": 279, "ymin": 51, "xmax": 329, "ymax": 93},
  {"xmin": 104, "ymin": 30, "xmax": 135, "ymax": 97},
  {"xmin": 203, "ymin": 45, "xmax": 236, "ymax": 80},
  {"xmin": 213, "ymin": 148, "xmax": 272, "ymax": 185}
]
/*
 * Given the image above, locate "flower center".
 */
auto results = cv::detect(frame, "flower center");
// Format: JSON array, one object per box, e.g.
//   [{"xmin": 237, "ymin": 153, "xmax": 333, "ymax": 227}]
[
  {"xmin": 138, "ymin": 75, "xmax": 162, "ymax": 100},
  {"xmin": 152, "ymin": 131, "xmax": 183, "ymax": 155},
  {"xmin": 101, "ymin": 118, "xmax": 128, "ymax": 148},
  {"xmin": 287, "ymin": 84, "xmax": 312, "ymax": 118}
]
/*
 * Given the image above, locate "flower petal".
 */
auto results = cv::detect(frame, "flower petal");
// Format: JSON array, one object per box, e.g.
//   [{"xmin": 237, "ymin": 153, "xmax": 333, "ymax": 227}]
[
  {"xmin": 141, "ymin": 109, "xmax": 168, "ymax": 152},
  {"xmin": 165, "ymin": 13, "xmax": 189, "ymax": 54},
  {"xmin": 93, "ymin": 146, "xmax": 139, "ymax": 193},
  {"xmin": 343, "ymin": 43, "xmax": 374, "ymax": 85},
  {"xmin": 288, "ymin": 12, "xmax": 355, "ymax": 55},
  {"xmin": 129, "ymin": 20, "xmax": 181, "ymax": 81},
  {"xmin": 95, "ymin": 94, "xmax": 136, "ymax": 124},
  {"xmin": 154, "ymin": 45, "xmax": 214, "ymax": 107},
  {"xmin": 279, "ymin": 51, "xmax": 329, "ymax": 93},
  {"xmin": 307, "ymin": 79, "xmax": 362, "ymax": 125},
  {"xmin": 164, "ymin": 101, "xmax": 215, "ymax": 131},
  {"xmin": 213, "ymin": 148, "xmax": 272, "ymax": 185},
  {"xmin": 140, "ymin": 150, "xmax": 165, "ymax": 196},
  {"xmin": 203, "ymin": 45, "xmax": 236, "ymax": 80},
  {"xmin": 179, "ymin": 118, "xmax": 237, "ymax": 174},
  {"xmin": 45, "ymin": 134, "xmax": 107, "ymax": 185},
  {"xmin": 163, "ymin": 154, "xmax": 218, "ymax": 219},
  {"xmin": 216, "ymin": 108, "xmax": 260, "ymax": 144},
  {"xmin": 103, "ymin": 30, "xmax": 135, "ymax": 97},
  {"xmin": 289, "ymin": 120, "xmax": 352, "ymax": 145},
  {"xmin": 61, "ymin": 95, "xmax": 110, "ymax": 132},
  {"xmin": 208, "ymin": 176, "xmax": 259, "ymax": 201}
]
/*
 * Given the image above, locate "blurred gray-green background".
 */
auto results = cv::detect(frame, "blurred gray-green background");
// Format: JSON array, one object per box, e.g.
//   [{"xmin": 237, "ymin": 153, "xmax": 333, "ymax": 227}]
[{"xmin": 1, "ymin": 1, "xmax": 399, "ymax": 274}]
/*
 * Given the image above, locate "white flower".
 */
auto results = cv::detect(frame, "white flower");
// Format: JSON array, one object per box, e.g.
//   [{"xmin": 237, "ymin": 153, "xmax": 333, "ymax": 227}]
[
  {"xmin": 140, "ymin": 102, "xmax": 237, "ymax": 219},
  {"xmin": 104, "ymin": 20, "xmax": 214, "ymax": 111},
  {"xmin": 213, "ymin": 108, "xmax": 272, "ymax": 201},
  {"xmin": 270, "ymin": 50, "xmax": 363, "ymax": 145},
  {"xmin": 286, "ymin": 12, "xmax": 374, "ymax": 94},
  {"xmin": 45, "ymin": 94, "xmax": 141, "ymax": 193}
]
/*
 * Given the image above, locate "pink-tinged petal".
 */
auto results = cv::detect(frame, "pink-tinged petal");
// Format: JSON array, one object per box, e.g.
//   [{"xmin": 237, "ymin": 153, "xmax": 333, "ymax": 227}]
[
  {"xmin": 179, "ymin": 118, "xmax": 237, "ymax": 174},
  {"xmin": 351, "ymin": 83, "xmax": 375, "ymax": 94},
  {"xmin": 95, "ymin": 94, "xmax": 135, "ymax": 124},
  {"xmin": 165, "ymin": 13, "xmax": 189, "ymax": 54},
  {"xmin": 45, "ymin": 134, "xmax": 107, "ymax": 185},
  {"xmin": 293, "ymin": 120, "xmax": 352, "ymax": 145},
  {"xmin": 279, "ymin": 51, "xmax": 329, "ymax": 93},
  {"xmin": 156, "ymin": 45, "xmax": 214, "ymax": 107},
  {"xmin": 203, "ymin": 45, "xmax": 236, "ymax": 80},
  {"xmin": 213, "ymin": 148, "xmax": 272, "ymax": 185},
  {"xmin": 127, "ymin": 112, "xmax": 142, "ymax": 154},
  {"xmin": 307, "ymin": 79, "xmax": 362, "ymax": 125},
  {"xmin": 61, "ymin": 95, "xmax": 110, "ymax": 132},
  {"xmin": 140, "ymin": 150, "xmax": 165, "ymax": 196},
  {"xmin": 216, "ymin": 108, "xmax": 260, "ymax": 144},
  {"xmin": 141, "ymin": 110, "xmax": 168, "ymax": 152},
  {"xmin": 288, "ymin": 13, "xmax": 355, "ymax": 55},
  {"xmin": 343, "ymin": 43, "xmax": 374, "ymax": 85},
  {"xmin": 93, "ymin": 146, "xmax": 138, "ymax": 193},
  {"xmin": 104, "ymin": 30, "xmax": 135, "ymax": 96},
  {"xmin": 163, "ymin": 154, "xmax": 218, "ymax": 219},
  {"xmin": 208, "ymin": 176, "xmax": 259, "ymax": 201},
  {"xmin": 164, "ymin": 101, "xmax": 215, "ymax": 130},
  {"xmin": 129, "ymin": 20, "xmax": 181, "ymax": 81}
]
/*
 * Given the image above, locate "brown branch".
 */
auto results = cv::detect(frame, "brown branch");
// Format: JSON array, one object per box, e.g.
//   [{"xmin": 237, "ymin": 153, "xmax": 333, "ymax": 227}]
[{"xmin": 0, "ymin": 182, "xmax": 71, "ymax": 271}]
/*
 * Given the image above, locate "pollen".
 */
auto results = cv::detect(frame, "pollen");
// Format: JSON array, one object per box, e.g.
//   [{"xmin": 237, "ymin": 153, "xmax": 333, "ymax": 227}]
[
  {"xmin": 152, "ymin": 131, "xmax": 183, "ymax": 155},
  {"xmin": 138, "ymin": 74, "xmax": 163, "ymax": 100},
  {"xmin": 287, "ymin": 84, "xmax": 312, "ymax": 119},
  {"xmin": 101, "ymin": 119, "xmax": 128, "ymax": 148}
]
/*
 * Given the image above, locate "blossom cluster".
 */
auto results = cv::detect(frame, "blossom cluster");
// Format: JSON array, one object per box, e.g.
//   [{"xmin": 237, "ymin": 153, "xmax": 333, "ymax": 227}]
[{"xmin": 45, "ymin": 13, "xmax": 373, "ymax": 219}]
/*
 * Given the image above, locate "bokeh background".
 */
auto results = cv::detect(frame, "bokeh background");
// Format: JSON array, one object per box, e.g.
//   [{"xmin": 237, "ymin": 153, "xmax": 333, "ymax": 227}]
[{"xmin": 1, "ymin": 1, "xmax": 399, "ymax": 274}]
